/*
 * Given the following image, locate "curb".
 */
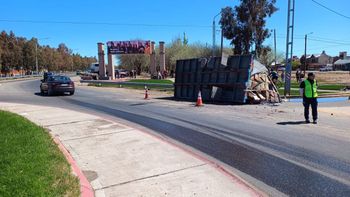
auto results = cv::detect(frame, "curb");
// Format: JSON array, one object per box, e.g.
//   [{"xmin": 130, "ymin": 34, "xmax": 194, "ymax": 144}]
[{"xmin": 53, "ymin": 137, "xmax": 94, "ymax": 197}]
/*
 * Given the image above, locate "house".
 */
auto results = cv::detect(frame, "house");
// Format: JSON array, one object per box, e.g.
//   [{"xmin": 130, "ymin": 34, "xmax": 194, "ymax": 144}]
[
  {"xmin": 300, "ymin": 51, "xmax": 333, "ymax": 70},
  {"xmin": 334, "ymin": 51, "xmax": 350, "ymax": 71}
]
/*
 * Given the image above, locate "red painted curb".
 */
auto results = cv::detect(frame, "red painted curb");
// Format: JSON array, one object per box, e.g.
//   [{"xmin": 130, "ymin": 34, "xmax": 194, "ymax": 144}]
[{"xmin": 53, "ymin": 137, "xmax": 94, "ymax": 197}]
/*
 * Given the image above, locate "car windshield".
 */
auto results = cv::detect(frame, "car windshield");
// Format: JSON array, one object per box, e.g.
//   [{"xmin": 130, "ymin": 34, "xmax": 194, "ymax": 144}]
[{"xmin": 49, "ymin": 76, "xmax": 71, "ymax": 82}]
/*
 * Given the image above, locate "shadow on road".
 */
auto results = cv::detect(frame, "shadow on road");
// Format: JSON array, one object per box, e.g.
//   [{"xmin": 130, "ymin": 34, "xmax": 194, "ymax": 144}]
[
  {"xmin": 34, "ymin": 92, "xmax": 45, "ymax": 97},
  {"xmin": 276, "ymin": 121, "xmax": 307, "ymax": 125},
  {"xmin": 34, "ymin": 92, "xmax": 71, "ymax": 97}
]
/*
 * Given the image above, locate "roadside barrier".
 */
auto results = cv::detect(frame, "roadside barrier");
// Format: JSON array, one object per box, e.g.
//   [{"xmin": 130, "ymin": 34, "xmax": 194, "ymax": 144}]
[
  {"xmin": 144, "ymin": 86, "xmax": 149, "ymax": 100},
  {"xmin": 195, "ymin": 91, "xmax": 203, "ymax": 107}
]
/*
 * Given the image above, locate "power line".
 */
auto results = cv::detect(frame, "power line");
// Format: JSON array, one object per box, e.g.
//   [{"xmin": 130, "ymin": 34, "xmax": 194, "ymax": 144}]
[
  {"xmin": 0, "ymin": 19, "xmax": 212, "ymax": 29},
  {"xmin": 311, "ymin": 0, "xmax": 350, "ymax": 20},
  {"xmin": 308, "ymin": 38, "xmax": 350, "ymax": 46},
  {"xmin": 275, "ymin": 35, "xmax": 350, "ymax": 45},
  {"xmin": 310, "ymin": 36, "xmax": 350, "ymax": 44}
]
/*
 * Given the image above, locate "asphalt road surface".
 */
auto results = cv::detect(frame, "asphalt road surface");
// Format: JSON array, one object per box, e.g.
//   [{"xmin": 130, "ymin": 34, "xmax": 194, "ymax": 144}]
[{"xmin": 1, "ymin": 79, "xmax": 350, "ymax": 197}]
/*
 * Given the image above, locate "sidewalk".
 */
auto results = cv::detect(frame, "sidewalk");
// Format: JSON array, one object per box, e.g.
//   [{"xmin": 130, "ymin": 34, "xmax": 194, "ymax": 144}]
[{"xmin": 0, "ymin": 102, "xmax": 260, "ymax": 197}]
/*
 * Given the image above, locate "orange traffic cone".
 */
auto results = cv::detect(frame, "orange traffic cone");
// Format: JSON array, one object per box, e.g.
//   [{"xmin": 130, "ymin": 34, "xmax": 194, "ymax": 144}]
[
  {"xmin": 144, "ymin": 87, "xmax": 149, "ymax": 100},
  {"xmin": 195, "ymin": 91, "xmax": 203, "ymax": 107}
]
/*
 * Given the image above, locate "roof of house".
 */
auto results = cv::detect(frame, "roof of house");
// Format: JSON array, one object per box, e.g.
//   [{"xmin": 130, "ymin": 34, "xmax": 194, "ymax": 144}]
[{"xmin": 334, "ymin": 59, "xmax": 350, "ymax": 65}]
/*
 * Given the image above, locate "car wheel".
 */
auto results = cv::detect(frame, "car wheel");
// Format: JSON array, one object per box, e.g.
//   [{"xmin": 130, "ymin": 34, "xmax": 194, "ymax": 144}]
[
  {"xmin": 48, "ymin": 88, "xmax": 53, "ymax": 96},
  {"xmin": 70, "ymin": 91, "xmax": 75, "ymax": 95}
]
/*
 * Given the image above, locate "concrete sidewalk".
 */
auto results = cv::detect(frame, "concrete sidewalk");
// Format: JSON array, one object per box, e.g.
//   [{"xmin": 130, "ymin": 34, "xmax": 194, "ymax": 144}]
[{"xmin": 0, "ymin": 102, "xmax": 260, "ymax": 197}]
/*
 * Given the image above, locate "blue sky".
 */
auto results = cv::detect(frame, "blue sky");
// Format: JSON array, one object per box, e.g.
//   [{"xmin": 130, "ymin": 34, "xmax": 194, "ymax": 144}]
[{"xmin": 1, "ymin": 0, "xmax": 350, "ymax": 57}]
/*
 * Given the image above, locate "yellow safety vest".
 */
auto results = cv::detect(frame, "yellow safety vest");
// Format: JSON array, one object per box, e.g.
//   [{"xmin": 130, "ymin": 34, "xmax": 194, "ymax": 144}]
[{"xmin": 304, "ymin": 80, "xmax": 318, "ymax": 98}]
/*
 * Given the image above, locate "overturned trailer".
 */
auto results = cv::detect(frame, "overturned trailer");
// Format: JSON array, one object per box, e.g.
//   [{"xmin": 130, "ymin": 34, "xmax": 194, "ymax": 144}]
[{"xmin": 174, "ymin": 55, "xmax": 280, "ymax": 104}]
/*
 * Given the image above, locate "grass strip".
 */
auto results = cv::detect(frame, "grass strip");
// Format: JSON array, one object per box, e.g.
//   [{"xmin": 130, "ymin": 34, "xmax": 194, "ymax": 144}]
[{"xmin": 0, "ymin": 110, "xmax": 80, "ymax": 197}]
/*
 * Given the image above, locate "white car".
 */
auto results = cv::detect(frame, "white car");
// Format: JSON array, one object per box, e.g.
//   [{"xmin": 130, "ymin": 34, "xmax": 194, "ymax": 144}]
[{"xmin": 320, "ymin": 65, "xmax": 333, "ymax": 72}]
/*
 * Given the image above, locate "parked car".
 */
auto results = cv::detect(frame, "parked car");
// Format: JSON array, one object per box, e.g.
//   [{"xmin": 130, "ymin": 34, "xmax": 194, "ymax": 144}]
[
  {"xmin": 320, "ymin": 64, "xmax": 333, "ymax": 72},
  {"xmin": 115, "ymin": 69, "xmax": 129, "ymax": 78},
  {"xmin": 40, "ymin": 75, "xmax": 75, "ymax": 96},
  {"xmin": 90, "ymin": 63, "xmax": 99, "ymax": 73}
]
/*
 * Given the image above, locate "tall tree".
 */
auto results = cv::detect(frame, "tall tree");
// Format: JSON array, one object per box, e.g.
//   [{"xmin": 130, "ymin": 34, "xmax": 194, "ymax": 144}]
[
  {"xmin": 220, "ymin": 0, "xmax": 277, "ymax": 57},
  {"xmin": 22, "ymin": 38, "xmax": 36, "ymax": 71},
  {"xmin": 0, "ymin": 30, "xmax": 96, "ymax": 74}
]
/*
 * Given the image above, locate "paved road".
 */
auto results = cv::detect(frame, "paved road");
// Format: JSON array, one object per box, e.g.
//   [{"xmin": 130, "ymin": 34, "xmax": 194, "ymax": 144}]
[{"xmin": 1, "ymin": 79, "xmax": 350, "ymax": 196}]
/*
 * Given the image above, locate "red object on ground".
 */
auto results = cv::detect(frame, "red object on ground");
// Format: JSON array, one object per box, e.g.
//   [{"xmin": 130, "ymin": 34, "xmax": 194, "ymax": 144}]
[
  {"xmin": 144, "ymin": 88, "xmax": 149, "ymax": 99},
  {"xmin": 53, "ymin": 137, "xmax": 94, "ymax": 197},
  {"xmin": 196, "ymin": 91, "xmax": 203, "ymax": 107}
]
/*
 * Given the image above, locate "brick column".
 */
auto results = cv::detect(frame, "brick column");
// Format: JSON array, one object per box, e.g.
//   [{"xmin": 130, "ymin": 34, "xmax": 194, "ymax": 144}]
[
  {"xmin": 97, "ymin": 43, "xmax": 106, "ymax": 79},
  {"xmin": 150, "ymin": 41, "xmax": 156, "ymax": 78},
  {"xmin": 107, "ymin": 53, "xmax": 115, "ymax": 80},
  {"xmin": 159, "ymin": 41, "xmax": 166, "ymax": 73}
]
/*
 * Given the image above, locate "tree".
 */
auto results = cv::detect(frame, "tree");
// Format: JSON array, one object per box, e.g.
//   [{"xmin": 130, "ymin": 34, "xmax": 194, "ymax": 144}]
[
  {"xmin": 292, "ymin": 60, "xmax": 301, "ymax": 71},
  {"xmin": 220, "ymin": 0, "xmax": 277, "ymax": 57},
  {"xmin": 183, "ymin": 32, "xmax": 188, "ymax": 46},
  {"xmin": 0, "ymin": 30, "xmax": 96, "ymax": 74},
  {"xmin": 119, "ymin": 54, "xmax": 149, "ymax": 74},
  {"xmin": 22, "ymin": 38, "xmax": 36, "ymax": 71},
  {"xmin": 258, "ymin": 46, "xmax": 284, "ymax": 68}
]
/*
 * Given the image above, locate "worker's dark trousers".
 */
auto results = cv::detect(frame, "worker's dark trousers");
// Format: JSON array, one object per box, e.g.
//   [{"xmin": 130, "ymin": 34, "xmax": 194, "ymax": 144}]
[{"xmin": 303, "ymin": 98, "xmax": 318, "ymax": 121}]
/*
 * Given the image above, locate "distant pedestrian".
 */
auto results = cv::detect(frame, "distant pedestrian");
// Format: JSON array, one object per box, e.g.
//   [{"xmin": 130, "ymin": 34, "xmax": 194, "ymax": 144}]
[
  {"xmin": 300, "ymin": 72, "xmax": 318, "ymax": 124},
  {"xmin": 115, "ymin": 70, "xmax": 120, "ymax": 79},
  {"xmin": 269, "ymin": 70, "xmax": 279, "ymax": 85},
  {"xmin": 296, "ymin": 68, "xmax": 301, "ymax": 82},
  {"xmin": 157, "ymin": 71, "xmax": 162, "ymax": 80},
  {"xmin": 130, "ymin": 69, "xmax": 134, "ymax": 78},
  {"xmin": 281, "ymin": 71, "xmax": 285, "ymax": 82},
  {"xmin": 298, "ymin": 73, "xmax": 305, "ymax": 84}
]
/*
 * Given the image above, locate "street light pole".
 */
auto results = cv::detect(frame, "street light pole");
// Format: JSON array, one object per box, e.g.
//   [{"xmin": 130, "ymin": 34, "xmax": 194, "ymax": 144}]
[
  {"xmin": 34, "ymin": 37, "xmax": 49, "ymax": 75},
  {"xmin": 212, "ymin": 12, "xmax": 222, "ymax": 57},
  {"xmin": 274, "ymin": 29, "xmax": 277, "ymax": 71},
  {"xmin": 220, "ymin": 29, "xmax": 224, "ymax": 55},
  {"xmin": 35, "ymin": 43, "xmax": 38, "ymax": 75},
  {"xmin": 212, "ymin": 20, "xmax": 216, "ymax": 57},
  {"xmin": 304, "ymin": 32, "xmax": 313, "ymax": 74}
]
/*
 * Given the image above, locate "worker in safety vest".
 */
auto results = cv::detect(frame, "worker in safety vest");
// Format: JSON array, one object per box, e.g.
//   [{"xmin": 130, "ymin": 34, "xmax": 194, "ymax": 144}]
[{"xmin": 299, "ymin": 72, "xmax": 318, "ymax": 124}]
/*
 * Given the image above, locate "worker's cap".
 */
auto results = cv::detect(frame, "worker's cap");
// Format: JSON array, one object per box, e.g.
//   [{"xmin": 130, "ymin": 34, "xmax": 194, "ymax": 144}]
[{"xmin": 308, "ymin": 72, "xmax": 315, "ymax": 77}]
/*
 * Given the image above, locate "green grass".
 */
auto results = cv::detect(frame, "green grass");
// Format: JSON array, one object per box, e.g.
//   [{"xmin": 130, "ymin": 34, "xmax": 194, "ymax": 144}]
[
  {"xmin": 278, "ymin": 81, "xmax": 346, "ymax": 91},
  {"xmin": 128, "ymin": 79, "xmax": 174, "ymax": 84},
  {"xmin": 0, "ymin": 111, "xmax": 80, "ymax": 197},
  {"xmin": 318, "ymin": 84, "xmax": 346, "ymax": 90},
  {"xmin": 278, "ymin": 89, "xmax": 336, "ymax": 97}
]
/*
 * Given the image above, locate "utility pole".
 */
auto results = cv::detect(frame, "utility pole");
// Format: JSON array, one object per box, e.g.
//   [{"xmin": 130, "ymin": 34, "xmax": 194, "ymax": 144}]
[
  {"xmin": 220, "ymin": 29, "xmax": 224, "ymax": 55},
  {"xmin": 274, "ymin": 29, "xmax": 277, "ymax": 71},
  {"xmin": 34, "ymin": 37, "xmax": 49, "ymax": 75},
  {"xmin": 284, "ymin": 0, "xmax": 295, "ymax": 97},
  {"xmin": 35, "ymin": 42, "xmax": 38, "ymax": 75},
  {"xmin": 304, "ymin": 32, "xmax": 313, "ymax": 75},
  {"xmin": 212, "ymin": 20, "xmax": 216, "ymax": 57}
]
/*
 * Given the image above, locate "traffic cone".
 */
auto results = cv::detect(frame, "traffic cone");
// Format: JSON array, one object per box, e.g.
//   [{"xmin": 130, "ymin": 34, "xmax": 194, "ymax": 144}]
[
  {"xmin": 144, "ymin": 86, "xmax": 149, "ymax": 100},
  {"xmin": 195, "ymin": 91, "xmax": 203, "ymax": 107}
]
